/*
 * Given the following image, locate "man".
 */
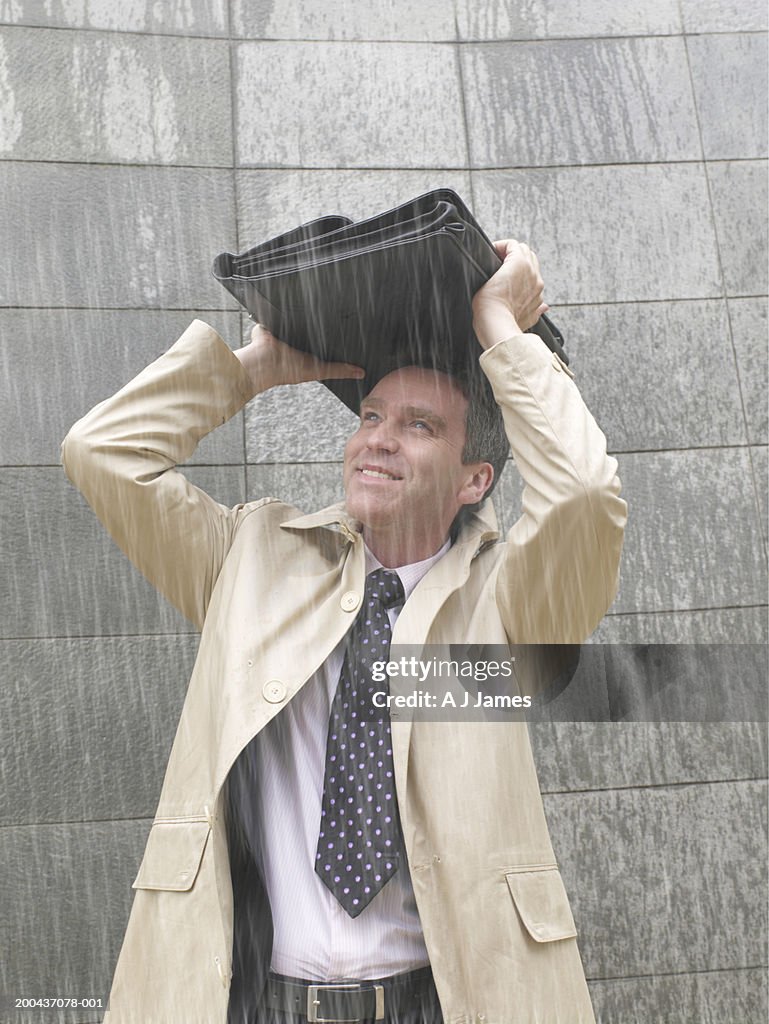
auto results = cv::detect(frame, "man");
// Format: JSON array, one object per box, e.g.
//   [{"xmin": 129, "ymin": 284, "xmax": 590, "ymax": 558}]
[{"xmin": 61, "ymin": 240, "xmax": 627, "ymax": 1023}]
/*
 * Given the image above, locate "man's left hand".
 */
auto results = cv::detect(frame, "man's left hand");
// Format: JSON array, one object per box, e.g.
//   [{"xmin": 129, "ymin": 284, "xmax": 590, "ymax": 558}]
[{"xmin": 471, "ymin": 239, "xmax": 549, "ymax": 351}]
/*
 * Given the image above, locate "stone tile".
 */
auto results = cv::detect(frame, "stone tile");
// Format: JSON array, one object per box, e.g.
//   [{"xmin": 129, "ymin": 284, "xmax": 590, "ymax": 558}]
[
  {"xmin": 472, "ymin": 166, "xmax": 722, "ymax": 304},
  {"xmin": 246, "ymin": 381, "xmax": 358, "ymax": 462},
  {"xmin": 463, "ymin": 38, "xmax": 699, "ymax": 167},
  {"xmin": 612, "ymin": 448, "xmax": 767, "ymax": 613},
  {"xmin": 527, "ymin": 642, "xmax": 767, "ymax": 725},
  {"xmin": 593, "ymin": 606, "xmax": 768, "ymax": 643},
  {"xmin": 531, "ymin": 721, "xmax": 767, "ymax": 793},
  {"xmin": 753, "ymin": 445, "xmax": 768, "ymax": 549},
  {"xmin": 0, "ymin": 0, "xmax": 227, "ymax": 34},
  {"xmin": 709, "ymin": 160, "xmax": 769, "ymax": 297},
  {"xmin": 0, "ymin": 636, "xmax": 198, "ymax": 825},
  {"xmin": 0, "ymin": 28, "xmax": 231, "ymax": 165},
  {"xmin": 601, "ymin": 643, "xmax": 767, "ymax": 722},
  {"xmin": 589, "ymin": 969, "xmax": 767, "ymax": 1023},
  {"xmin": 235, "ymin": 42, "xmax": 467, "ymax": 167},
  {"xmin": 556, "ymin": 300, "xmax": 747, "ymax": 451},
  {"xmin": 687, "ymin": 34, "xmax": 768, "ymax": 160},
  {"xmin": 0, "ymin": 819, "xmax": 150, "ymax": 1020},
  {"xmin": 545, "ymin": 781, "xmax": 767, "ymax": 977},
  {"xmin": 246, "ymin": 461, "xmax": 345, "ymax": 512},
  {"xmin": 729, "ymin": 297, "xmax": 769, "ymax": 445},
  {"xmin": 0, "ymin": 163, "xmax": 236, "ymax": 309},
  {"xmin": 456, "ymin": 0, "xmax": 681, "ymax": 40},
  {"xmin": 681, "ymin": 0, "xmax": 768, "ymax": 34},
  {"xmin": 1, "ymin": 309, "xmax": 243, "ymax": 466},
  {"xmin": 232, "ymin": 0, "xmax": 457, "ymax": 40},
  {"xmin": 0, "ymin": 466, "xmax": 243, "ymax": 638},
  {"xmin": 236, "ymin": 169, "xmax": 473, "ymax": 247}
]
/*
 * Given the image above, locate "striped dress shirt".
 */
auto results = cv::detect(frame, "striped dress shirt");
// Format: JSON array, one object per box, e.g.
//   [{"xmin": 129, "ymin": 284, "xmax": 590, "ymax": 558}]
[{"xmin": 232, "ymin": 538, "xmax": 450, "ymax": 981}]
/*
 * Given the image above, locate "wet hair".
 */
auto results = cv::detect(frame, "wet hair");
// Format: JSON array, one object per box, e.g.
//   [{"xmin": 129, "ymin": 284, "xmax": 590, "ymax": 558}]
[{"xmin": 449, "ymin": 368, "xmax": 509, "ymax": 535}]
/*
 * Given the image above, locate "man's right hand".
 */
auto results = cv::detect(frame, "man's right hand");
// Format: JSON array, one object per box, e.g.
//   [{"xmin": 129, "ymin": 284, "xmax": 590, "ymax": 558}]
[{"xmin": 234, "ymin": 322, "xmax": 365, "ymax": 395}]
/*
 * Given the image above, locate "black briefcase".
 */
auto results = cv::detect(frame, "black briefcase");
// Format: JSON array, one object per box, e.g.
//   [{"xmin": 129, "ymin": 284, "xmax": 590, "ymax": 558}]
[{"xmin": 212, "ymin": 188, "xmax": 566, "ymax": 412}]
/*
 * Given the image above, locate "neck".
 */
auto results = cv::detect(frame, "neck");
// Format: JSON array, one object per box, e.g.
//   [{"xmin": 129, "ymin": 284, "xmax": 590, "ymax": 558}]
[{"xmin": 362, "ymin": 524, "xmax": 449, "ymax": 568}]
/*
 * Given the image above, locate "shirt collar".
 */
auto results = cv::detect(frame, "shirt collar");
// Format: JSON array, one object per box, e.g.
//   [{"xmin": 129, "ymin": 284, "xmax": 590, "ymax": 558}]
[{"xmin": 363, "ymin": 537, "xmax": 451, "ymax": 603}]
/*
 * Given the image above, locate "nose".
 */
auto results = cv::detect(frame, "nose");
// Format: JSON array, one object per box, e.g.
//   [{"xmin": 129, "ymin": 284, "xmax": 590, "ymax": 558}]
[{"xmin": 365, "ymin": 417, "xmax": 399, "ymax": 453}]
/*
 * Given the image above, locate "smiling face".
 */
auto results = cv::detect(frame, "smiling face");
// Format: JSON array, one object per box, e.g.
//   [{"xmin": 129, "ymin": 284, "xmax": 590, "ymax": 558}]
[{"xmin": 343, "ymin": 366, "xmax": 493, "ymax": 566}]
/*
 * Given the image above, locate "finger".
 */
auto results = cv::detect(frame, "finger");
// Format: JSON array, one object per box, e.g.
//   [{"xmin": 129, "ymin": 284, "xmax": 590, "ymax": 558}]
[
  {"xmin": 250, "ymin": 322, "xmax": 273, "ymax": 342},
  {"xmin": 313, "ymin": 360, "xmax": 366, "ymax": 381},
  {"xmin": 492, "ymin": 239, "xmax": 519, "ymax": 261}
]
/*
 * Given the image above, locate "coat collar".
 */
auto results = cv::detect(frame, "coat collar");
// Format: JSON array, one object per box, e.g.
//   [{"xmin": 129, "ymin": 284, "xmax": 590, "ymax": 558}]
[{"xmin": 280, "ymin": 499, "xmax": 500, "ymax": 562}]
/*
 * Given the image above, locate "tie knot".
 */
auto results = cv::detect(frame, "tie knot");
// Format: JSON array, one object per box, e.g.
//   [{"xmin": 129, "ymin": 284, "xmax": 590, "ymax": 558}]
[{"xmin": 365, "ymin": 568, "xmax": 405, "ymax": 610}]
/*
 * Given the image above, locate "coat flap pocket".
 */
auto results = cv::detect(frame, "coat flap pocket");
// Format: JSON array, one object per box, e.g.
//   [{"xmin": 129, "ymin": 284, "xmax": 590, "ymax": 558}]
[
  {"xmin": 505, "ymin": 867, "xmax": 578, "ymax": 942},
  {"xmin": 132, "ymin": 820, "xmax": 211, "ymax": 892}
]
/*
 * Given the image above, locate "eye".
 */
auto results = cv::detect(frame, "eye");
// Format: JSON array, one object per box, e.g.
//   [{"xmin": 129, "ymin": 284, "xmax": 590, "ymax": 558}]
[
  {"xmin": 411, "ymin": 419, "xmax": 433, "ymax": 433},
  {"xmin": 361, "ymin": 410, "xmax": 380, "ymax": 423}
]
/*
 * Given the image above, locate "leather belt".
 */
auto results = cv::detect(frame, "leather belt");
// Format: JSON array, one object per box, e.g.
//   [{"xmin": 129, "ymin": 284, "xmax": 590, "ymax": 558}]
[{"xmin": 262, "ymin": 966, "xmax": 436, "ymax": 1022}]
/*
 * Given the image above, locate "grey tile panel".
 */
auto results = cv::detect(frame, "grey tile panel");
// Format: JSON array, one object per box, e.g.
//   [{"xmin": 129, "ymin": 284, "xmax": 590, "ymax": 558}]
[
  {"xmin": 456, "ymin": 0, "xmax": 681, "ymax": 41},
  {"xmin": 472, "ymin": 166, "xmax": 722, "ymax": 305},
  {"xmin": 231, "ymin": 0, "xmax": 457, "ymax": 40},
  {"xmin": 245, "ymin": 381, "xmax": 359, "ymax": 463},
  {"xmin": 528, "ymin": 643, "xmax": 767, "ymax": 725},
  {"xmin": 1, "ymin": 309, "xmax": 243, "ymax": 466},
  {"xmin": 0, "ymin": 0, "xmax": 227, "ymax": 35},
  {"xmin": 246, "ymin": 461, "xmax": 345, "ymax": 511},
  {"xmin": 0, "ymin": 163, "xmax": 237, "ymax": 309},
  {"xmin": 611, "ymin": 448, "xmax": 767, "ymax": 613},
  {"xmin": 0, "ymin": 28, "xmax": 231, "ymax": 165},
  {"xmin": 589, "ymin": 968, "xmax": 767, "ymax": 1023},
  {"xmin": 0, "ymin": 636, "xmax": 197, "ymax": 825},
  {"xmin": 556, "ymin": 300, "xmax": 747, "ymax": 452},
  {"xmin": 234, "ymin": 42, "xmax": 467, "ymax": 168},
  {"xmin": 728, "ymin": 297, "xmax": 769, "ymax": 445},
  {"xmin": 0, "ymin": 819, "xmax": 150, "ymax": 1022},
  {"xmin": 680, "ymin": 0, "xmax": 769, "ymax": 34},
  {"xmin": 600, "ymin": 643, "xmax": 767, "ymax": 722},
  {"xmin": 545, "ymin": 780, "xmax": 768, "ymax": 977},
  {"xmin": 753, "ymin": 445, "xmax": 768, "ymax": 550},
  {"xmin": 593, "ymin": 605, "xmax": 768, "ymax": 643},
  {"xmin": 235, "ymin": 168, "xmax": 473, "ymax": 250},
  {"xmin": 463, "ymin": 38, "xmax": 700, "ymax": 168},
  {"xmin": 530, "ymin": 721, "xmax": 768, "ymax": 793},
  {"xmin": 708, "ymin": 160, "xmax": 769, "ymax": 298},
  {"xmin": 0, "ymin": 466, "xmax": 243, "ymax": 638},
  {"xmin": 687, "ymin": 33, "xmax": 768, "ymax": 161}
]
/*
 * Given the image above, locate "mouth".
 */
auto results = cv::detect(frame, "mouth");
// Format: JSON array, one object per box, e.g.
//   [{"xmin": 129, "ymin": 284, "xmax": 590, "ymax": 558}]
[{"xmin": 358, "ymin": 467, "xmax": 403, "ymax": 481}]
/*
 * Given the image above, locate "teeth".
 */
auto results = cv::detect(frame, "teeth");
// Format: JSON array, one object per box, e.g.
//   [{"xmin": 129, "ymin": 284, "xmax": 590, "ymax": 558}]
[{"xmin": 362, "ymin": 469, "xmax": 397, "ymax": 480}]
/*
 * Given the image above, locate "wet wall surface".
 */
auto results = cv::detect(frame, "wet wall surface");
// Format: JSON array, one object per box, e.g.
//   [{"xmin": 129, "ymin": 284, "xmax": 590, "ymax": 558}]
[{"xmin": 0, "ymin": 1, "xmax": 766, "ymax": 1021}]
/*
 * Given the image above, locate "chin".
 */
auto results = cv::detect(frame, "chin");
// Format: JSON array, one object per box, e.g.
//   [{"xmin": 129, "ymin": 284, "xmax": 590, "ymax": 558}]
[{"xmin": 344, "ymin": 489, "xmax": 394, "ymax": 530}]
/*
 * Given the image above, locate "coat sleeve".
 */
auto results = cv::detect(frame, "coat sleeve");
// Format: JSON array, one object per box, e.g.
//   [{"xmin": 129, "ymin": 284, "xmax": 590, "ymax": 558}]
[
  {"xmin": 479, "ymin": 334, "xmax": 628, "ymax": 644},
  {"xmin": 60, "ymin": 319, "xmax": 259, "ymax": 630}
]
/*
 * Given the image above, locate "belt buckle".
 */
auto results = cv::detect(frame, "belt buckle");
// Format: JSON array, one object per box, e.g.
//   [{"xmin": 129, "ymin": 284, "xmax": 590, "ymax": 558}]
[{"xmin": 307, "ymin": 981, "xmax": 385, "ymax": 1023}]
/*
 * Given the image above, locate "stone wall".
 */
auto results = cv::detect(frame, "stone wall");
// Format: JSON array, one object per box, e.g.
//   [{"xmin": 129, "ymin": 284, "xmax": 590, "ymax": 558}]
[{"xmin": 0, "ymin": 1, "xmax": 766, "ymax": 1021}]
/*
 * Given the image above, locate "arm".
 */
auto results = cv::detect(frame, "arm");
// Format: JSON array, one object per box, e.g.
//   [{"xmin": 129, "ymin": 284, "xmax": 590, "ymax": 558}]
[
  {"xmin": 61, "ymin": 320, "xmax": 362, "ymax": 629},
  {"xmin": 473, "ymin": 242, "xmax": 627, "ymax": 643}
]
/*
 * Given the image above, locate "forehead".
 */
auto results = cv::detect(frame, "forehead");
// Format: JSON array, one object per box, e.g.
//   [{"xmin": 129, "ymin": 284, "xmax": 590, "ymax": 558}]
[{"xmin": 364, "ymin": 366, "xmax": 466, "ymax": 415}]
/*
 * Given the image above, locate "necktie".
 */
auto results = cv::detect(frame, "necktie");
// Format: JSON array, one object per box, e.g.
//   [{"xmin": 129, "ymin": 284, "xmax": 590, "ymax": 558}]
[{"xmin": 315, "ymin": 569, "xmax": 405, "ymax": 918}]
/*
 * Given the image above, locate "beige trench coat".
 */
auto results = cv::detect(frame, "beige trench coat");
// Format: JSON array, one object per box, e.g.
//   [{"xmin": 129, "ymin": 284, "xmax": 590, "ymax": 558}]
[{"xmin": 61, "ymin": 320, "xmax": 627, "ymax": 1024}]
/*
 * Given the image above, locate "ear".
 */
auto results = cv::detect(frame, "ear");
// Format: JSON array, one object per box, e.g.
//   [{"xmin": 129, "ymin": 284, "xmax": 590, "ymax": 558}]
[{"xmin": 458, "ymin": 462, "xmax": 494, "ymax": 506}]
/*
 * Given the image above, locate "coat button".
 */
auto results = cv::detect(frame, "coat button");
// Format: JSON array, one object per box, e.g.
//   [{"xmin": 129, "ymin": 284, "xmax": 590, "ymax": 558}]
[
  {"xmin": 263, "ymin": 679, "xmax": 287, "ymax": 703},
  {"xmin": 341, "ymin": 591, "xmax": 361, "ymax": 612}
]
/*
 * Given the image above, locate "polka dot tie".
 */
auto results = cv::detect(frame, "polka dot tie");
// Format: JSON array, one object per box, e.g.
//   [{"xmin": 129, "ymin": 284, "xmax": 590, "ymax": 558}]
[{"xmin": 315, "ymin": 569, "xmax": 405, "ymax": 918}]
